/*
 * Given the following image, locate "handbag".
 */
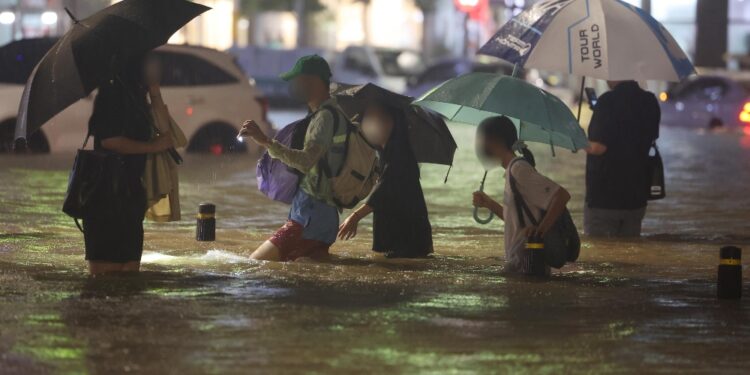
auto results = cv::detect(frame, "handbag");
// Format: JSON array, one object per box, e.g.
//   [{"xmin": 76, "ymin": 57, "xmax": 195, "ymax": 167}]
[
  {"xmin": 508, "ymin": 159, "xmax": 580, "ymax": 268},
  {"xmin": 647, "ymin": 142, "xmax": 665, "ymax": 200},
  {"xmin": 62, "ymin": 132, "xmax": 126, "ymax": 231}
]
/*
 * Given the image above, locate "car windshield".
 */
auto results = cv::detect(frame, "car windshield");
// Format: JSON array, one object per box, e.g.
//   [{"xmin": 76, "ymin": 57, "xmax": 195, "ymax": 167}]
[
  {"xmin": 374, "ymin": 49, "xmax": 423, "ymax": 77},
  {"xmin": 0, "ymin": 38, "xmax": 58, "ymax": 84}
]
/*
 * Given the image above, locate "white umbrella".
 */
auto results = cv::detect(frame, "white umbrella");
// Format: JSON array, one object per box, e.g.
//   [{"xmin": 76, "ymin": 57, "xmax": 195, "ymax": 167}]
[{"xmin": 478, "ymin": 0, "xmax": 695, "ymax": 82}]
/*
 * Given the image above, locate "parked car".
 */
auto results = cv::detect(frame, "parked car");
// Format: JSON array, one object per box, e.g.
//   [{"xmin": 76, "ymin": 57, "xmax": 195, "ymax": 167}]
[
  {"xmin": 0, "ymin": 39, "xmax": 273, "ymax": 154},
  {"xmin": 659, "ymin": 72, "xmax": 750, "ymax": 129},
  {"xmin": 405, "ymin": 57, "xmax": 515, "ymax": 98},
  {"xmin": 331, "ymin": 46, "xmax": 424, "ymax": 94},
  {"xmin": 230, "ymin": 46, "xmax": 332, "ymax": 108}
]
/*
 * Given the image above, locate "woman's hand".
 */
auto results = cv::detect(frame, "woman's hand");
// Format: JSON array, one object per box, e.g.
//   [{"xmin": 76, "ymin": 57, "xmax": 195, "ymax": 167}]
[
  {"xmin": 151, "ymin": 133, "xmax": 174, "ymax": 152},
  {"xmin": 338, "ymin": 214, "xmax": 361, "ymax": 240},
  {"xmin": 472, "ymin": 191, "xmax": 493, "ymax": 209},
  {"xmin": 473, "ymin": 191, "xmax": 504, "ymax": 219}
]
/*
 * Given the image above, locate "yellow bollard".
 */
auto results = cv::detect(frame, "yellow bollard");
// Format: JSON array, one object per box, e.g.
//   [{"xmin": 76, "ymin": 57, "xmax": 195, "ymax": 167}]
[
  {"xmin": 717, "ymin": 246, "xmax": 742, "ymax": 299},
  {"xmin": 196, "ymin": 203, "xmax": 216, "ymax": 242}
]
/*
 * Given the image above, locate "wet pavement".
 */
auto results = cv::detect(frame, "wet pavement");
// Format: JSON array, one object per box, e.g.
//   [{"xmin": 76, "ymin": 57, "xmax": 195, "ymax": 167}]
[{"xmin": 1, "ymin": 123, "xmax": 749, "ymax": 374}]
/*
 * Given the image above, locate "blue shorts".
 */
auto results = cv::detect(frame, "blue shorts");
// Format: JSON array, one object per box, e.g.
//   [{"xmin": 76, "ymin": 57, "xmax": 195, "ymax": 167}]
[{"xmin": 288, "ymin": 190, "xmax": 339, "ymax": 245}]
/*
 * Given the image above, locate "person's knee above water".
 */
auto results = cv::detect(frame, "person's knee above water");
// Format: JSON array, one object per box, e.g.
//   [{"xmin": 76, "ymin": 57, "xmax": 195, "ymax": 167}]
[
  {"xmin": 240, "ymin": 55, "xmax": 348, "ymax": 262},
  {"xmin": 584, "ymin": 80, "xmax": 661, "ymax": 238},
  {"xmin": 337, "ymin": 102, "xmax": 434, "ymax": 259},
  {"xmin": 471, "ymin": 116, "xmax": 571, "ymax": 273}
]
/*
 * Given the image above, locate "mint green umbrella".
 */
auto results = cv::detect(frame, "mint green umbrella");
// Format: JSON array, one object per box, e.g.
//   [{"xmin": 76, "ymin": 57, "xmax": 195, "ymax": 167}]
[{"xmin": 413, "ymin": 72, "xmax": 588, "ymax": 153}]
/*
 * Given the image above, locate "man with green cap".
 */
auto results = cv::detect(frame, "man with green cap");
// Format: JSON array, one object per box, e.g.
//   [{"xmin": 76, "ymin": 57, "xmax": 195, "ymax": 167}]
[{"xmin": 240, "ymin": 55, "xmax": 349, "ymax": 261}]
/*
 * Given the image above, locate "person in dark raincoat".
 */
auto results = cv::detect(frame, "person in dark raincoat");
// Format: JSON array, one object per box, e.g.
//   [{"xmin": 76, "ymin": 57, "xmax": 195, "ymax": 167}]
[{"xmin": 338, "ymin": 102, "xmax": 433, "ymax": 258}]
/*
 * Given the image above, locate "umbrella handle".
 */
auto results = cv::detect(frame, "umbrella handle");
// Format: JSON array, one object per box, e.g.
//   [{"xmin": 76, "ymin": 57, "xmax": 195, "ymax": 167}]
[
  {"xmin": 473, "ymin": 206, "xmax": 494, "ymax": 225},
  {"xmin": 473, "ymin": 171, "xmax": 494, "ymax": 225}
]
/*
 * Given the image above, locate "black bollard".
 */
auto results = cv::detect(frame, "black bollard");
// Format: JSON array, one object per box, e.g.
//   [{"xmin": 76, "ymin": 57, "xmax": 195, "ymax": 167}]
[
  {"xmin": 525, "ymin": 235, "xmax": 548, "ymax": 277},
  {"xmin": 196, "ymin": 203, "xmax": 216, "ymax": 242},
  {"xmin": 717, "ymin": 246, "xmax": 742, "ymax": 299}
]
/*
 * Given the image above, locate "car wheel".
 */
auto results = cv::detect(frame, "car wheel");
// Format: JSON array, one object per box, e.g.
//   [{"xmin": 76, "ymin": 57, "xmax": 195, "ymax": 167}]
[
  {"xmin": 187, "ymin": 122, "xmax": 248, "ymax": 155},
  {"xmin": 0, "ymin": 119, "xmax": 50, "ymax": 154}
]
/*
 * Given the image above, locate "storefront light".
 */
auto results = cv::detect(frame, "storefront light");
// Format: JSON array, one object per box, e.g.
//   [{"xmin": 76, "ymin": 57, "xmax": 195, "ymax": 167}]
[
  {"xmin": 457, "ymin": 0, "xmax": 480, "ymax": 6},
  {"xmin": 41, "ymin": 11, "xmax": 58, "ymax": 25},
  {"xmin": 238, "ymin": 17, "xmax": 250, "ymax": 30},
  {"xmin": 0, "ymin": 11, "xmax": 15, "ymax": 25}
]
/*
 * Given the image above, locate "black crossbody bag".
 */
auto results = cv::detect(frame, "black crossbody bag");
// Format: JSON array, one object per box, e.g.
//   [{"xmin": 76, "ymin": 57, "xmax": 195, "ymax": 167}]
[
  {"xmin": 508, "ymin": 159, "xmax": 580, "ymax": 269},
  {"xmin": 62, "ymin": 132, "xmax": 127, "ymax": 232},
  {"xmin": 647, "ymin": 141, "xmax": 665, "ymax": 200}
]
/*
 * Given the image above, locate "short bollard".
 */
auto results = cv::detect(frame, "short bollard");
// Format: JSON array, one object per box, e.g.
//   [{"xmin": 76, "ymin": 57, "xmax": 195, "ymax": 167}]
[
  {"xmin": 196, "ymin": 203, "xmax": 216, "ymax": 242},
  {"xmin": 525, "ymin": 235, "xmax": 548, "ymax": 277},
  {"xmin": 717, "ymin": 246, "xmax": 742, "ymax": 299}
]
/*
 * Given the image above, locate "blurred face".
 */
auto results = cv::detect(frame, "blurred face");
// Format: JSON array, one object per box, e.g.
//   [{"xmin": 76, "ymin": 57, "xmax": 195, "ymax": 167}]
[
  {"xmin": 361, "ymin": 105, "xmax": 394, "ymax": 147},
  {"xmin": 290, "ymin": 75, "xmax": 326, "ymax": 103},
  {"xmin": 475, "ymin": 134, "xmax": 506, "ymax": 170}
]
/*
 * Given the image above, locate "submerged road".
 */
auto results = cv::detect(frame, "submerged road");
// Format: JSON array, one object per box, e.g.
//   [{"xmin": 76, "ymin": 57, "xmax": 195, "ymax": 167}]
[{"xmin": 1, "ymin": 123, "xmax": 749, "ymax": 374}]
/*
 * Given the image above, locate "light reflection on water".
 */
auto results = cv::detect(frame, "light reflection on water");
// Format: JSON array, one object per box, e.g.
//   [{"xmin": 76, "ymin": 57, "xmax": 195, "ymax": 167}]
[{"xmin": 1, "ymin": 125, "xmax": 749, "ymax": 374}]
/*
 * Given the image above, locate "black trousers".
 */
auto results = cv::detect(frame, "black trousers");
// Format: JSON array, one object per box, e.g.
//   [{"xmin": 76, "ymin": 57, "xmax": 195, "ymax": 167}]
[{"xmin": 83, "ymin": 180, "xmax": 147, "ymax": 263}]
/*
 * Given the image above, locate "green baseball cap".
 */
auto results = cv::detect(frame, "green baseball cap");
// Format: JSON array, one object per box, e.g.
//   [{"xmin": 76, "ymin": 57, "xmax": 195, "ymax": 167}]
[{"xmin": 279, "ymin": 55, "xmax": 332, "ymax": 82}]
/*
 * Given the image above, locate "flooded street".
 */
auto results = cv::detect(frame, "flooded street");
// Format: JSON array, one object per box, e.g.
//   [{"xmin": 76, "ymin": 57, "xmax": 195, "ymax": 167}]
[{"xmin": 1, "ymin": 122, "xmax": 749, "ymax": 374}]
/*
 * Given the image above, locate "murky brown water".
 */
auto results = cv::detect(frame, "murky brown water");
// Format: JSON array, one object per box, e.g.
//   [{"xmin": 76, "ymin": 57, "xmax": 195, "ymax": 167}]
[{"xmin": 1, "ymin": 124, "xmax": 749, "ymax": 374}]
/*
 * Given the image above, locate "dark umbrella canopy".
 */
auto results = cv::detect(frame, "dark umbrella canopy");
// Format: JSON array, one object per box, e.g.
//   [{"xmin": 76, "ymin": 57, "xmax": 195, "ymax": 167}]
[
  {"xmin": 15, "ymin": 0, "xmax": 210, "ymax": 140},
  {"xmin": 333, "ymin": 83, "xmax": 457, "ymax": 166}
]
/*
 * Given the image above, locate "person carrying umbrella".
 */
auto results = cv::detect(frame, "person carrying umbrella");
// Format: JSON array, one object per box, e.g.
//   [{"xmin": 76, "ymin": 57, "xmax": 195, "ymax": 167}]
[
  {"xmin": 84, "ymin": 54, "xmax": 175, "ymax": 274},
  {"xmin": 333, "ymin": 83, "xmax": 455, "ymax": 259},
  {"xmin": 337, "ymin": 102, "xmax": 434, "ymax": 258},
  {"xmin": 584, "ymin": 80, "xmax": 660, "ymax": 237},
  {"xmin": 414, "ymin": 72, "xmax": 582, "ymax": 273},
  {"xmin": 472, "ymin": 116, "xmax": 571, "ymax": 274},
  {"xmin": 14, "ymin": 0, "xmax": 209, "ymax": 275}
]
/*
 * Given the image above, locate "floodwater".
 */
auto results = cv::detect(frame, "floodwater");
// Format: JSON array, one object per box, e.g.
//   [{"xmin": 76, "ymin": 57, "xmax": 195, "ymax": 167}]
[{"xmin": 1, "ymin": 123, "xmax": 749, "ymax": 374}]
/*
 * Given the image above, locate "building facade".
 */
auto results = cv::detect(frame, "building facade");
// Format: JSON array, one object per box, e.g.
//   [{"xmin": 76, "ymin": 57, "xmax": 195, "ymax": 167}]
[
  {"xmin": 0, "ymin": 0, "xmax": 236, "ymax": 49},
  {"xmin": 1, "ymin": 0, "xmax": 749, "ymax": 69}
]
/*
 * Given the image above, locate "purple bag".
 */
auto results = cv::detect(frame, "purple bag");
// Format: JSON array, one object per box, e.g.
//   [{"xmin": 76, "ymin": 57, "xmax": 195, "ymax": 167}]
[{"xmin": 256, "ymin": 118, "xmax": 309, "ymax": 204}]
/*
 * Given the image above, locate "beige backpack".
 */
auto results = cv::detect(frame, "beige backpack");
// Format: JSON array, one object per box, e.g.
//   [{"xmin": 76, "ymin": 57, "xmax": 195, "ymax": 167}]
[{"xmin": 320, "ymin": 114, "xmax": 379, "ymax": 209}]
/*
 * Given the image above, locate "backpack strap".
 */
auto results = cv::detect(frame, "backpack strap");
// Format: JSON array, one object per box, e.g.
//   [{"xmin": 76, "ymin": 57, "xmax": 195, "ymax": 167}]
[
  {"xmin": 317, "ymin": 105, "xmax": 345, "ymax": 180},
  {"xmin": 508, "ymin": 158, "xmax": 541, "ymax": 228}
]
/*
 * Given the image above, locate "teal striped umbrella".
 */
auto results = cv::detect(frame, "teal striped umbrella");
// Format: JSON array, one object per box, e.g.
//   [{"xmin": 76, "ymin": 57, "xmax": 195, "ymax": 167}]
[{"xmin": 413, "ymin": 72, "xmax": 588, "ymax": 153}]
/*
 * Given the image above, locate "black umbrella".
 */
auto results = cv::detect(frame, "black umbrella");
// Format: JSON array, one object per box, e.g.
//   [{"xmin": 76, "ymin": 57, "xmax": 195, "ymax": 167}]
[
  {"xmin": 333, "ymin": 83, "xmax": 457, "ymax": 167},
  {"xmin": 15, "ymin": 0, "xmax": 210, "ymax": 141}
]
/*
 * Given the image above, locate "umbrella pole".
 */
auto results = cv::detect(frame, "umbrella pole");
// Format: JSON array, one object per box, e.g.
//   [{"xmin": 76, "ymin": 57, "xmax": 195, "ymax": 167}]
[
  {"xmin": 511, "ymin": 63, "xmax": 520, "ymax": 78},
  {"xmin": 576, "ymin": 76, "xmax": 586, "ymax": 121}
]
